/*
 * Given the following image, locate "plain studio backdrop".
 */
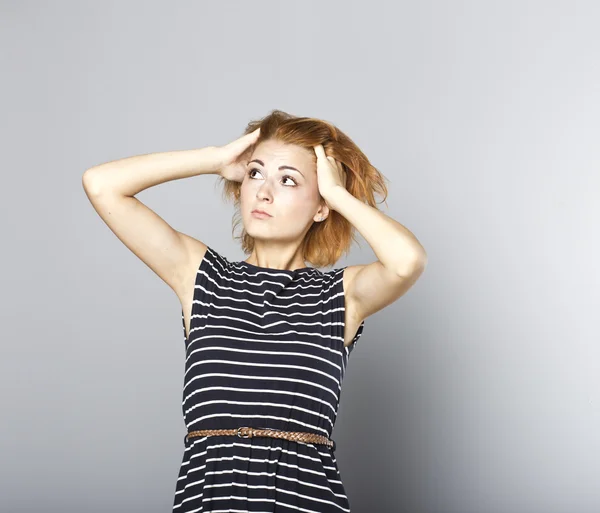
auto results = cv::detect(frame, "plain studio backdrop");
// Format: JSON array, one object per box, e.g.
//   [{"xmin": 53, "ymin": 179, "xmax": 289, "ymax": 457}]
[{"xmin": 1, "ymin": 1, "xmax": 599, "ymax": 512}]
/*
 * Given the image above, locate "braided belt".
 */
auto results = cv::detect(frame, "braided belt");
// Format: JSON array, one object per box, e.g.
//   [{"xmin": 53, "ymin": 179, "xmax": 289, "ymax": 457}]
[{"xmin": 186, "ymin": 427, "xmax": 336, "ymax": 451}]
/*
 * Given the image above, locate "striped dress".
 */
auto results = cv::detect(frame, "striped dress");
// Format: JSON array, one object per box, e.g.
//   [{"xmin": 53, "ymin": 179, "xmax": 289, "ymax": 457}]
[{"xmin": 173, "ymin": 245, "xmax": 365, "ymax": 513}]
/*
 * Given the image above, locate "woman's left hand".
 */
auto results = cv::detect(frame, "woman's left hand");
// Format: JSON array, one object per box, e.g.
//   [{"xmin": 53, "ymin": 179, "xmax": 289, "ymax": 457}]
[{"xmin": 313, "ymin": 144, "xmax": 347, "ymax": 208}]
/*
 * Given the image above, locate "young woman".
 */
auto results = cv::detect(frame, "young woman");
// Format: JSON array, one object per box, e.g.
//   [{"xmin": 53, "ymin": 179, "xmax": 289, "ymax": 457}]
[{"xmin": 82, "ymin": 109, "xmax": 427, "ymax": 512}]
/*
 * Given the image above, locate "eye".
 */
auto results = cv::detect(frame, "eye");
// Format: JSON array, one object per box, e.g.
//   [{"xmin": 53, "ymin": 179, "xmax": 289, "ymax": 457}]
[
  {"xmin": 248, "ymin": 168, "xmax": 297, "ymax": 186},
  {"xmin": 281, "ymin": 174, "xmax": 298, "ymax": 186}
]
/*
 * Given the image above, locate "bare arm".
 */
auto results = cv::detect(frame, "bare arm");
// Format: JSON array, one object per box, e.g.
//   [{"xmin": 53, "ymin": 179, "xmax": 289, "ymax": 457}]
[
  {"xmin": 83, "ymin": 147, "xmax": 221, "ymax": 196},
  {"xmin": 81, "ymin": 147, "xmax": 222, "ymax": 297}
]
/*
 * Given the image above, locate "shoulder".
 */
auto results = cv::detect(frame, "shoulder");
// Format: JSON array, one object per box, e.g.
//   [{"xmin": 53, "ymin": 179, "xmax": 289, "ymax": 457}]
[
  {"xmin": 321, "ymin": 264, "xmax": 361, "ymax": 301},
  {"xmin": 175, "ymin": 238, "xmax": 229, "ymax": 302},
  {"xmin": 332, "ymin": 264, "xmax": 365, "ymax": 324},
  {"xmin": 341, "ymin": 264, "xmax": 364, "ymax": 293}
]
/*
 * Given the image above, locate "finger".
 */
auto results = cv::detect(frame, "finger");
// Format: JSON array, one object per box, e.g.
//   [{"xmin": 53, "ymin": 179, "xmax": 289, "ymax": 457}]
[
  {"xmin": 330, "ymin": 157, "xmax": 344, "ymax": 173},
  {"xmin": 313, "ymin": 144, "xmax": 326, "ymax": 159},
  {"xmin": 327, "ymin": 155, "xmax": 340, "ymax": 167},
  {"xmin": 327, "ymin": 156, "xmax": 341, "ymax": 170}
]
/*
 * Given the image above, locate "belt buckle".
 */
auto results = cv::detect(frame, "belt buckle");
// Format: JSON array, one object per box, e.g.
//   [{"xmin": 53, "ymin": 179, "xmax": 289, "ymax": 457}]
[{"xmin": 237, "ymin": 426, "xmax": 253, "ymax": 438}]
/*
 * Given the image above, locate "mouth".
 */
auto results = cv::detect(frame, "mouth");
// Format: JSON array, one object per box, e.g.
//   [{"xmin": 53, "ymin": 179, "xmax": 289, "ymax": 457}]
[{"xmin": 252, "ymin": 209, "xmax": 272, "ymax": 217}]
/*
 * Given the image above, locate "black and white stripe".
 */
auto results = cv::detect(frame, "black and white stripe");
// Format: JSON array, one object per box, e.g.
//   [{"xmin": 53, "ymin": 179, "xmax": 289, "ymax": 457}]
[{"xmin": 173, "ymin": 246, "xmax": 365, "ymax": 512}]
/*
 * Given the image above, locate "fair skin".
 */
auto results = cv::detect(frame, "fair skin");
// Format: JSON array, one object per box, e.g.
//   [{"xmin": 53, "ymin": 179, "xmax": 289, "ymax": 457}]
[
  {"xmin": 225, "ymin": 138, "xmax": 425, "ymax": 348},
  {"xmin": 82, "ymin": 129, "xmax": 426, "ymax": 350},
  {"xmin": 240, "ymin": 138, "xmax": 329, "ymax": 271},
  {"xmin": 223, "ymin": 138, "xmax": 365, "ymax": 347}
]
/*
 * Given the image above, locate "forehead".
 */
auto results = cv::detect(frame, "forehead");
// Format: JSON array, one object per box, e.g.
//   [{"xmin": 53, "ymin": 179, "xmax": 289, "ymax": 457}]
[{"xmin": 251, "ymin": 139, "xmax": 315, "ymax": 169}]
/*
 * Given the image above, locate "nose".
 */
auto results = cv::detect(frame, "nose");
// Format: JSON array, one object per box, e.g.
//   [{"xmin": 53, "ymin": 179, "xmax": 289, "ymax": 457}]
[{"xmin": 256, "ymin": 182, "xmax": 273, "ymax": 200}]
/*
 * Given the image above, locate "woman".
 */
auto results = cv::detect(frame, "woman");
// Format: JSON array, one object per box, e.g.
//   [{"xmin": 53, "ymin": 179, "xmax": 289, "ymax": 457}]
[{"xmin": 82, "ymin": 109, "xmax": 427, "ymax": 512}]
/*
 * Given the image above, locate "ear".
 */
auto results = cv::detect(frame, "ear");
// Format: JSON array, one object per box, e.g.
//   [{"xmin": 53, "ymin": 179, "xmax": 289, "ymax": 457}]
[{"xmin": 314, "ymin": 203, "xmax": 330, "ymax": 222}]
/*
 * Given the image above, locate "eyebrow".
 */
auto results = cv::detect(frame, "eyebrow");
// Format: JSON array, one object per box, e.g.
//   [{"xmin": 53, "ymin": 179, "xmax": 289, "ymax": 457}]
[{"xmin": 248, "ymin": 159, "xmax": 304, "ymax": 178}]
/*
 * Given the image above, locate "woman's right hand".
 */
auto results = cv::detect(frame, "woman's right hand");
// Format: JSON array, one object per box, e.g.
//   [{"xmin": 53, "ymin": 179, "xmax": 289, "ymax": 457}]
[{"xmin": 213, "ymin": 128, "xmax": 261, "ymax": 182}]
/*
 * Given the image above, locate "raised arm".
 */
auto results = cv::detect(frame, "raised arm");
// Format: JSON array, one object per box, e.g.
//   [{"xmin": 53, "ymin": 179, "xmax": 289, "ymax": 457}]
[{"xmin": 81, "ymin": 147, "xmax": 222, "ymax": 297}]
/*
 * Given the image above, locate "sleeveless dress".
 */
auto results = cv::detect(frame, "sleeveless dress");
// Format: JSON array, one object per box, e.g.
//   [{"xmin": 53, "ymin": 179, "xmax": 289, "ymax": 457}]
[{"xmin": 173, "ymin": 245, "xmax": 365, "ymax": 513}]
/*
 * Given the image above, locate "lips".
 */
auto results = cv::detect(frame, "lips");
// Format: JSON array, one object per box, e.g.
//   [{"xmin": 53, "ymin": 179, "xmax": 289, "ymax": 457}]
[{"xmin": 252, "ymin": 209, "xmax": 272, "ymax": 216}]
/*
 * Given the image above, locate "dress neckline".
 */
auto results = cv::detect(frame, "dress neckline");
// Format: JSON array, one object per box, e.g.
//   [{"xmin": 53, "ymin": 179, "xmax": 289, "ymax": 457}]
[{"xmin": 237, "ymin": 260, "xmax": 313, "ymax": 274}]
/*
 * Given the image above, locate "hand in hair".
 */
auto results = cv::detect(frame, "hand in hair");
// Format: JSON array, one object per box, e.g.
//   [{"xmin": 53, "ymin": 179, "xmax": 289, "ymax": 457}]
[{"xmin": 313, "ymin": 144, "xmax": 347, "ymax": 206}]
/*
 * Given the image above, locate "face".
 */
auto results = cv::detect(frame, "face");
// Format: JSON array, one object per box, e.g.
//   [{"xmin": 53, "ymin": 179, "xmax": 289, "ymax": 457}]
[{"xmin": 240, "ymin": 138, "xmax": 328, "ymax": 245}]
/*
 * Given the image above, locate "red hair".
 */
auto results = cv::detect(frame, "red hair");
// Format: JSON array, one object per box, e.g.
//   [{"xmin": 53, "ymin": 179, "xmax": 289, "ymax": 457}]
[{"xmin": 218, "ymin": 109, "xmax": 389, "ymax": 268}]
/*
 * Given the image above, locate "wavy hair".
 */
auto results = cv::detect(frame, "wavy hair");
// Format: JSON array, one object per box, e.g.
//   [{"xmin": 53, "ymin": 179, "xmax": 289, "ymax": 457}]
[{"xmin": 217, "ymin": 109, "xmax": 389, "ymax": 268}]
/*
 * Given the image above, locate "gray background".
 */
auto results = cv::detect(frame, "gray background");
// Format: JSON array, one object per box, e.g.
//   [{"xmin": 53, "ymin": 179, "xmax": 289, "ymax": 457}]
[{"xmin": 2, "ymin": 1, "xmax": 599, "ymax": 512}]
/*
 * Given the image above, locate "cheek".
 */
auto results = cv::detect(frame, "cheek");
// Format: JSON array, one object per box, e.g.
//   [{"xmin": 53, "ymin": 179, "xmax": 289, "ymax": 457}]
[
  {"xmin": 239, "ymin": 181, "xmax": 252, "ymax": 205},
  {"xmin": 284, "ymin": 189, "xmax": 318, "ymax": 214}
]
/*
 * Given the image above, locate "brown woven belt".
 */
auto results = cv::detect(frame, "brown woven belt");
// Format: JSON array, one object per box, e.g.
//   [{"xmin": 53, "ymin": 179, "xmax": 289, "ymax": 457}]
[{"xmin": 186, "ymin": 427, "xmax": 336, "ymax": 451}]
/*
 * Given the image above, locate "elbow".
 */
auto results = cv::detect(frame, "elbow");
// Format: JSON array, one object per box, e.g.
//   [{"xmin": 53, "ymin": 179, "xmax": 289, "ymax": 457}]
[
  {"xmin": 82, "ymin": 168, "xmax": 105, "ymax": 197},
  {"xmin": 398, "ymin": 250, "xmax": 427, "ymax": 277}
]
